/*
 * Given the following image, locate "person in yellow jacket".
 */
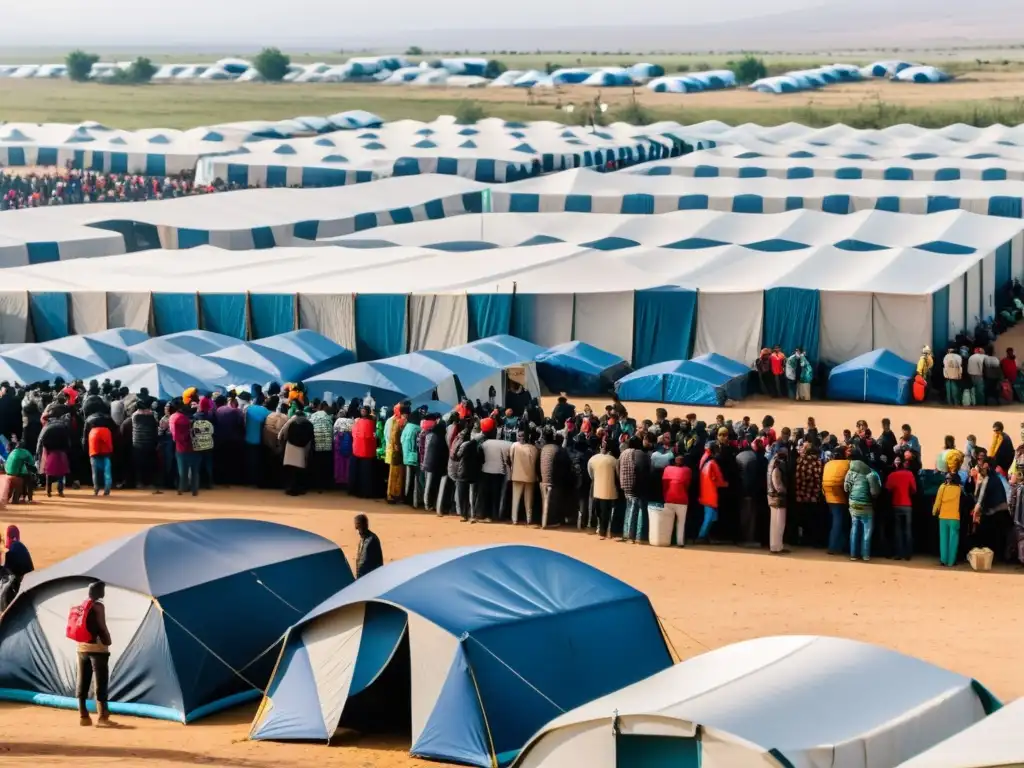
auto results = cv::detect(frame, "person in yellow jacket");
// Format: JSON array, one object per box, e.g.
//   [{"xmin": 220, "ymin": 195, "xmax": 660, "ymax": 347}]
[
  {"xmin": 822, "ymin": 447, "xmax": 851, "ymax": 554},
  {"xmin": 917, "ymin": 345, "xmax": 934, "ymax": 382},
  {"xmin": 932, "ymin": 472, "xmax": 963, "ymax": 567}
]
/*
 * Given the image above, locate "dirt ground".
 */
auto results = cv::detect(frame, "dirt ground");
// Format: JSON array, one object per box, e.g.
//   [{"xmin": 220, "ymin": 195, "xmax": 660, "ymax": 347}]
[{"xmin": 4, "ymin": 329, "xmax": 1024, "ymax": 766}]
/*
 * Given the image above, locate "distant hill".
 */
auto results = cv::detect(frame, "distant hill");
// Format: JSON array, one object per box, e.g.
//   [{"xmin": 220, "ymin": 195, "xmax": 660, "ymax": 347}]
[{"xmin": 352, "ymin": 1, "xmax": 1024, "ymax": 53}]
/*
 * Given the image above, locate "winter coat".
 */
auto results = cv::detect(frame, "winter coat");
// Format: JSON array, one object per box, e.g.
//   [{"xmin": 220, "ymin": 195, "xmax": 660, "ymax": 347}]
[
  {"xmin": 422, "ymin": 431, "xmax": 449, "ymax": 474},
  {"xmin": 735, "ymin": 449, "xmax": 766, "ymax": 498},
  {"xmin": 452, "ymin": 435, "xmax": 481, "ymax": 483},
  {"xmin": 351, "ymin": 418, "xmax": 377, "ymax": 460},
  {"xmin": 509, "ymin": 442, "xmax": 539, "ymax": 483},
  {"xmin": 843, "ymin": 459, "xmax": 882, "ymax": 515},
  {"xmin": 280, "ymin": 416, "xmax": 313, "ymax": 469},
  {"xmin": 698, "ymin": 457, "xmax": 727, "ymax": 508},
  {"xmin": 767, "ymin": 454, "xmax": 788, "ymax": 508},
  {"xmin": 400, "ymin": 423, "xmax": 421, "ymax": 467},
  {"xmin": 794, "ymin": 453, "xmax": 822, "ymax": 504},
  {"xmin": 38, "ymin": 419, "xmax": 70, "ymax": 453},
  {"xmin": 821, "ymin": 459, "xmax": 851, "ymax": 504}
]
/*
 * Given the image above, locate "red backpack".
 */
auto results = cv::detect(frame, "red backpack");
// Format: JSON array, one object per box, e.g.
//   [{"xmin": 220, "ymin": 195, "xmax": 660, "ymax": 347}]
[{"xmin": 65, "ymin": 599, "xmax": 94, "ymax": 642}]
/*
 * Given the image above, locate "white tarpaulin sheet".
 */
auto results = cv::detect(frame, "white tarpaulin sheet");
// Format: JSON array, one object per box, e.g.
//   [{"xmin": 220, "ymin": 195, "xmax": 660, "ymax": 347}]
[
  {"xmin": 693, "ymin": 291, "xmax": 762, "ymax": 364},
  {"xmin": 70, "ymin": 292, "xmax": 108, "ymax": 335},
  {"xmin": 0, "ymin": 292, "xmax": 31, "ymax": 344},
  {"xmin": 298, "ymin": 294, "xmax": 357, "ymax": 350},
  {"xmin": 572, "ymin": 292, "xmax": 634, "ymax": 363},
  {"xmin": 407, "ymin": 294, "xmax": 469, "ymax": 351}
]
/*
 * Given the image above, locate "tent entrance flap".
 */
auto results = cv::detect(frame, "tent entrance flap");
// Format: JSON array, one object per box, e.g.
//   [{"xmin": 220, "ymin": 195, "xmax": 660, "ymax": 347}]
[
  {"xmin": 616, "ymin": 734, "xmax": 700, "ymax": 768},
  {"xmin": 338, "ymin": 629, "xmax": 411, "ymax": 737}
]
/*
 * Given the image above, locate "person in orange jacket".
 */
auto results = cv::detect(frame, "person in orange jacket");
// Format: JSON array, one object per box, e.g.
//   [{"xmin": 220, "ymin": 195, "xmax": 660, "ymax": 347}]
[
  {"xmin": 697, "ymin": 442, "xmax": 728, "ymax": 543},
  {"xmin": 87, "ymin": 420, "xmax": 115, "ymax": 497}
]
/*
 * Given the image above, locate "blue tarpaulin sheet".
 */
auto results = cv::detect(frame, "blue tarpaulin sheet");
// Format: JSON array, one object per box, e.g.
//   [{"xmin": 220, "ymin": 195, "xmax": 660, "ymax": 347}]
[
  {"xmin": 355, "ymin": 295, "xmax": 407, "ymax": 360},
  {"xmin": 827, "ymin": 348, "xmax": 916, "ymax": 404},
  {"xmin": 763, "ymin": 288, "xmax": 820, "ymax": 361},
  {"xmin": 632, "ymin": 287, "xmax": 696, "ymax": 368}
]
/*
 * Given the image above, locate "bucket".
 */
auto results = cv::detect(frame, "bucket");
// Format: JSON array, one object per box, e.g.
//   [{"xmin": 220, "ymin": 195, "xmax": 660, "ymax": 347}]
[{"xmin": 648, "ymin": 503, "xmax": 675, "ymax": 547}]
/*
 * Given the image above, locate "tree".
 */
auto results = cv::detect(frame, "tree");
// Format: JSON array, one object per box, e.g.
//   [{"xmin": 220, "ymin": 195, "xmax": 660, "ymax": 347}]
[
  {"xmin": 454, "ymin": 100, "xmax": 487, "ymax": 125},
  {"xmin": 66, "ymin": 50, "xmax": 100, "ymax": 82},
  {"xmin": 728, "ymin": 54, "xmax": 767, "ymax": 84},
  {"xmin": 406, "ymin": 45, "xmax": 423, "ymax": 56},
  {"xmin": 127, "ymin": 57, "xmax": 157, "ymax": 83},
  {"xmin": 484, "ymin": 59, "xmax": 507, "ymax": 79},
  {"xmin": 253, "ymin": 47, "xmax": 291, "ymax": 82}
]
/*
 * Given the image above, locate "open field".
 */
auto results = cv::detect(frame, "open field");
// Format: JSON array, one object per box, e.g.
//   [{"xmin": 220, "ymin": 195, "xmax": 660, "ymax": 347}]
[{"xmin": 5, "ymin": 73, "xmax": 1024, "ymax": 129}]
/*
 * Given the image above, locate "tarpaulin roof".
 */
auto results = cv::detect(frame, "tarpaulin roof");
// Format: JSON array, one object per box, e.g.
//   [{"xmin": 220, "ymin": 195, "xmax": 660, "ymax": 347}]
[
  {"xmin": 303, "ymin": 360, "xmax": 437, "ymax": 405},
  {"xmin": 615, "ymin": 353, "xmax": 748, "ymax": 405}
]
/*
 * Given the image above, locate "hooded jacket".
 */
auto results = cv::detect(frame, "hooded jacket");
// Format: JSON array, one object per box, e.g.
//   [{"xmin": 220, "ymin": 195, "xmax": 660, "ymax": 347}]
[
  {"xmin": 400, "ymin": 422, "xmax": 421, "ymax": 467},
  {"xmin": 844, "ymin": 459, "xmax": 882, "ymax": 514}
]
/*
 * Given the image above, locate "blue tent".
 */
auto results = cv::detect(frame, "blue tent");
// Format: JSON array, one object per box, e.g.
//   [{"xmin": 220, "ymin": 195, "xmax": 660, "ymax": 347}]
[
  {"xmin": 383, "ymin": 350, "xmax": 502, "ymax": 404},
  {"xmin": 1, "ymin": 345, "xmax": 105, "ymax": 381},
  {"xmin": 0, "ymin": 355, "xmax": 56, "ymax": 386},
  {"xmin": 0, "ymin": 519, "xmax": 353, "ymax": 722},
  {"xmin": 204, "ymin": 343, "xmax": 309, "ymax": 387},
  {"xmin": 249, "ymin": 545, "xmax": 672, "ymax": 767},
  {"xmin": 827, "ymin": 348, "xmax": 916, "ymax": 405},
  {"xmin": 304, "ymin": 361, "xmax": 437, "ymax": 406},
  {"xmin": 83, "ymin": 328, "xmax": 150, "ymax": 348},
  {"xmin": 447, "ymin": 336, "xmax": 546, "ymax": 396},
  {"xmin": 146, "ymin": 330, "xmax": 240, "ymax": 356},
  {"xmin": 615, "ymin": 353, "xmax": 749, "ymax": 405},
  {"xmin": 126, "ymin": 342, "xmax": 232, "ymax": 386},
  {"xmin": 535, "ymin": 341, "xmax": 631, "ymax": 394},
  {"xmin": 251, "ymin": 330, "xmax": 355, "ymax": 378},
  {"xmin": 97, "ymin": 362, "xmax": 219, "ymax": 400},
  {"xmin": 41, "ymin": 336, "xmax": 131, "ymax": 370}
]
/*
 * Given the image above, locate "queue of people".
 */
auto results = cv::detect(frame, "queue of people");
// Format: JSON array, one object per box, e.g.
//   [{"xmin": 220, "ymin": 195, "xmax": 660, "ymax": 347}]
[{"xmin": 2, "ymin": 376, "xmax": 1024, "ymax": 570}]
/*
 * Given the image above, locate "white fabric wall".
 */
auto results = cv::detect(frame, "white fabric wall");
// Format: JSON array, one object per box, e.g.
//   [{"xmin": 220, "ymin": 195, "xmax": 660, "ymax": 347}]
[
  {"xmin": 60, "ymin": 235, "xmax": 127, "ymax": 261},
  {"xmin": 106, "ymin": 292, "xmax": 152, "ymax": 332},
  {"xmin": 298, "ymin": 294, "xmax": 357, "ymax": 350},
  {"xmin": 518, "ymin": 720, "xmax": 617, "ymax": 768},
  {"xmin": 301, "ymin": 604, "xmax": 365, "ymax": 739},
  {"xmin": 819, "ymin": 293, "xmax": 873, "ymax": 363},
  {"xmin": 873, "ymin": 294, "xmax": 930, "ymax": 363},
  {"xmin": 693, "ymin": 291, "xmax": 762, "ymax": 363},
  {"xmin": 209, "ymin": 230, "xmax": 256, "ymax": 250},
  {"xmin": 966, "ymin": 264, "xmax": 982, "ymax": 325},
  {"xmin": 0, "ymin": 243, "xmax": 30, "ymax": 267},
  {"xmin": 407, "ymin": 611, "xmax": 461, "ymax": 746},
  {"xmin": 573, "ymin": 292, "xmax": 634, "ymax": 363},
  {"xmin": 407, "ymin": 294, "xmax": 469, "ymax": 351},
  {"xmin": 982, "ymin": 251, "xmax": 996, "ymax": 320},
  {"xmin": 517, "ymin": 294, "xmax": 574, "ymax": 348},
  {"xmin": 70, "ymin": 292, "xmax": 108, "ymax": 335},
  {"xmin": 0, "ymin": 291, "xmax": 31, "ymax": 343},
  {"xmin": 947, "ymin": 276, "xmax": 966, "ymax": 341}
]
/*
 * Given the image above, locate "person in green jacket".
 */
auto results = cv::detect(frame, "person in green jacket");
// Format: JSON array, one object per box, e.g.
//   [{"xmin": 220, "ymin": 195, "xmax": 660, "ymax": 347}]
[
  {"xmin": 843, "ymin": 452, "xmax": 882, "ymax": 562},
  {"xmin": 4, "ymin": 441, "xmax": 37, "ymax": 504},
  {"xmin": 400, "ymin": 411, "xmax": 423, "ymax": 504}
]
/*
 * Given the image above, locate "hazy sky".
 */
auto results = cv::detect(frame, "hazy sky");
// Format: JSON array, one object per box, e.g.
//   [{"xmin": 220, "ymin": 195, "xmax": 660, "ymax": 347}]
[{"xmin": 0, "ymin": 0, "xmax": 824, "ymax": 44}]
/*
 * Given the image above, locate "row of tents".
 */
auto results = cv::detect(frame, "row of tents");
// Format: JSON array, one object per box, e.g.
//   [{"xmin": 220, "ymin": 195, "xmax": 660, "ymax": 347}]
[
  {"xmin": 0, "ymin": 519, "xmax": 1017, "ymax": 767},
  {"xmin": 0, "ymin": 327, "xmax": 927, "ymax": 407}
]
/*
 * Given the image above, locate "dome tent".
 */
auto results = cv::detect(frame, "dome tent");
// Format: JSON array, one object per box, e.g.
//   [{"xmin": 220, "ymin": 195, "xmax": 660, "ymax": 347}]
[
  {"xmin": 0, "ymin": 520, "xmax": 354, "ymax": 722},
  {"xmin": 303, "ymin": 360, "xmax": 437, "ymax": 406},
  {"xmin": 827, "ymin": 348, "xmax": 916, "ymax": 404},
  {"xmin": 250, "ymin": 329, "xmax": 355, "ymax": 379},
  {"xmin": 535, "ymin": 340, "xmax": 631, "ymax": 395},
  {"xmin": 249, "ymin": 545, "xmax": 673, "ymax": 768},
  {"xmin": 615, "ymin": 353, "xmax": 749, "ymax": 405},
  {"xmin": 96, "ymin": 362, "xmax": 217, "ymax": 400},
  {"xmin": 514, "ymin": 635, "xmax": 999, "ymax": 768},
  {"xmin": 897, "ymin": 697, "xmax": 1024, "ymax": 768},
  {"xmin": 447, "ymin": 335, "xmax": 545, "ymax": 398}
]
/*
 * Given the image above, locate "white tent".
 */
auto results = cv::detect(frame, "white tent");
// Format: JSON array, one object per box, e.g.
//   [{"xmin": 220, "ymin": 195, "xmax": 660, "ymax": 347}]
[
  {"xmin": 515, "ymin": 636, "xmax": 996, "ymax": 768},
  {"xmin": 898, "ymin": 698, "xmax": 1024, "ymax": 768}
]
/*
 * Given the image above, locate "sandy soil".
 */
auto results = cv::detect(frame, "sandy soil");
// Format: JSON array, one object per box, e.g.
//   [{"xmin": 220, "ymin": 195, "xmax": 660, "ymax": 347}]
[{"xmin": 4, "ymin": 331, "xmax": 1024, "ymax": 766}]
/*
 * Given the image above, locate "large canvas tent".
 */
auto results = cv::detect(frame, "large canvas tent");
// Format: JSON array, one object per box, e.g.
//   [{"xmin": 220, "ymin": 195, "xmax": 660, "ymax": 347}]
[
  {"xmin": 0, "ymin": 520, "xmax": 354, "ymax": 722},
  {"xmin": 249, "ymin": 545, "xmax": 673, "ymax": 768},
  {"xmin": 898, "ymin": 697, "xmax": 1024, "ymax": 768},
  {"xmin": 514, "ymin": 635, "xmax": 999, "ymax": 768}
]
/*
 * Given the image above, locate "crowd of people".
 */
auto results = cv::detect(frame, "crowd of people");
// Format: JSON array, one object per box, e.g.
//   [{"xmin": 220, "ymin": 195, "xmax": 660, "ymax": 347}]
[
  {"xmin": 2, "ymin": 375, "xmax": 1023, "ymax": 571},
  {"xmin": 0, "ymin": 169, "xmax": 242, "ymax": 210}
]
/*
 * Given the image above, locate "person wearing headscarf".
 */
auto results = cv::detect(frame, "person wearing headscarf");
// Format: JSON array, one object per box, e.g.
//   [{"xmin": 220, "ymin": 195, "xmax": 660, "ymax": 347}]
[
  {"xmin": 384, "ymin": 404, "xmax": 408, "ymax": 503},
  {"xmin": 2, "ymin": 524, "xmax": 32, "ymax": 578},
  {"xmin": 935, "ymin": 472, "xmax": 964, "ymax": 567}
]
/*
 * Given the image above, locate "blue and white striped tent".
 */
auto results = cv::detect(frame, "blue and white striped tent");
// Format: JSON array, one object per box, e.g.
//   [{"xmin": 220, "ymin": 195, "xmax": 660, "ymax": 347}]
[
  {"xmin": 303, "ymin": 361, "xmax": 438, "ymax": 405},
  {"xmin": 248, "ymin": 545, "xmax": 672, "ymax": 767},
  {"xmin": 0, "ymin": 176, "xmax": 487, "ymax": 257},
  {"xmin": 490, "ymin": 169, "xmax": 1024, "ymax": 218},
  {"xmin": 647, "ymin": 75, "xmax": 707, "ymax": 93},
  {"xmin": 861, "ymin": 60, "xmax": 916, "ymax": 78},
  {"xmin": 894, "ymin": 66, "xmax": 952, "ymax": 84},
  {"xmin": 0, "ymin": 520, "xmax": 353, "ymax": 722},
  {"xmin": 898, "ymin": 697, "xmax": 1024, "ymax": 768}
]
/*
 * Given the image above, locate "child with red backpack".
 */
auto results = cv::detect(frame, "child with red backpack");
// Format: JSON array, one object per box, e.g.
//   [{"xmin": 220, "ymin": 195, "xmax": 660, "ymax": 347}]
[{"xmin": 66, "ymin": 581, "xmax": 113, "ymax": 726}]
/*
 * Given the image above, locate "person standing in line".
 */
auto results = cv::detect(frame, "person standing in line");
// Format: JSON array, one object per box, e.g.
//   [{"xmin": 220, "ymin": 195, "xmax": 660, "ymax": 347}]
[
  {"xmin": 619, "ymin": 436, "xmax": 650, "ymax": 543},
  {"xmin": 784, "ymin": 348, "xmax": 802, "ymax": 400},
  {"xmin": 130, "ymin": 399, "xmax": 160, "ymax": 493},
  {"xmin": 793, "ymin": 441, "xmax": 822, "ymax": 546},
  {"xmin": 478, "ymin": 417, "xmax": 509, "ymax": 523},
  {"xmin": 697, "ymin": 442, "xmax": 728, "ymax": 544},
  {"xmin": 844, "ymin": 450, "xmax": 882, "ymax": 562},
  {"xmin": 307, "ymin": 401, "xmax": 334, "ymax": 492},
  {"xmin": 169, "ymin": 402, "xmax": 198, "ymax": 496},
  {"xmin": 662, "ymin": 454, "xmax": 692, "ymax": 547},
  {"xmin": 942, "ymin": 347, "xmax": 963, "ymax": 406},
  {"xmin": 452, "ymin": 423, "xmax": 480, "ymax": 523},
  {"xmin": 213, "ymin": 395, "xmax": 245, "ymax": 486},
  {"xmin": 770, "ymin": 347, "xmax": 786, "ymax": 398},
  {"xmin": 734, "ymin": 439, "xmax": 766, "ymax": 547},
  {"xmin": 796, "ymin": 350, "xmax": 814, "ymax": 402},
  {"xmin": 384, "ymin": 405, "xmax": 407, "ymax": 504},
  {"xmin": 966, "ymin": 347, "xmax": 986, "ymax": 406},
  {"xmin": 588, "ymin": 443, "xmax": 619, "ymax": 539},
  {"xmin": 568, "ymin": 433, "xmax": 594, "ymax": 529},
  {"xmin": 243, "ymin": 395, "xmax": 270, "ymax": 488},
  {"xmin": 821, "ymin": 445, "xmax": 851, "ymax": 555},
  {"xmin": 421, "ymin": 419, "xmax": 448, "ymax": 513},
  {"xmin": 86, "ymin": 414, "xmax": 114, "ymax": 497},
  {"xmin": 350, "ymin": 405, "xmax": 377, "ymax": 499},
  {"xmin": 400, "ymin": 410, "xmax": 422, "ymax": 505},
  {"xmin": 279, "ymin": 407, "xmax": 314, "ymax": 497},
  {"xmin": 354, "ymin": 514, "xmax": 383, "ymax": 578},
  {"xmin": 933, "ymin": 472, "xmax": 963, "ymax": 567},
  {"xmin": 766, "ymin": 444, "xmax": 789, "ymax": 554},
  {"xmin": 885, "ymin": 455, "xmax": 918, "ymax": 561},
  {"xmin": 508, "ymin": 429, "xmax": 539, "ymax": 525},
  {"xmin": 75, "ymin": 581, "xmax": 113, "ymax": 727}
]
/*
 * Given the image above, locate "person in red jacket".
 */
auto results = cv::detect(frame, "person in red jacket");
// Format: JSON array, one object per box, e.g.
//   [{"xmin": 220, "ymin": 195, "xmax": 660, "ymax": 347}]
[
  {"xmin": 87, "ymin": 423, "xmax": 114, "ymax": 497},
  {"xmin": 885, "ymin": 455, "xmax": 918, "ymax": 560},
  {"xmin": 697, "ymin": 443, "xmax": 728, "ymax": 543},
  {"xmin": 1001, "ymin": 349, "xmax": 1019, "ymax": 387},
  {"xmin": 662, "ymin": 455, "xmax": 692, "ymax": 547},
  {"xmin": 350, "ymin": 406, "xmax": 378, "ymax": 498}
]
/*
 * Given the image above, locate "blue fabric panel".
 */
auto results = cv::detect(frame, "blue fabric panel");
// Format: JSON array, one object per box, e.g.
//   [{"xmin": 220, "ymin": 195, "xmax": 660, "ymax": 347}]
[
  {"xmin": 152, "ymin": 294, "xmax": 199, "ymax": 335},
  {"xmin": 424, "ymin": 198, "xmax": 446, "ymax": 219},
  {"xmin": 410, "ymin": 645, "xmax": 492, "ymax": 768},
  {"xmin": 467, "ymin": 597, "xmax": 672, "ymax": 760},
  {"xmin": 467, "ymin": 295, "xmax": 513, "ymax": 341},
  {"xmin": 177, "ymin": 229, "xmax": 210, "ymax": 249},
  {"xmin": 36, "ymin": 147, "xmax": 58, "ymax": 166},
  {"xmin": 510, "ymin": 295, "xmax": 548, "ymax": 344},
  {"xmin": 390, "ymin": 207, "xmax": 415, "ymax": 225},
  {"xmin": 145, "ymin": 154, "xmax": 167, "ymax": 176},
  {"xmin": 349, "ymin": 603, "xmax": 408, "ymax": 696},
  {"xmin": 26, "ymin": 242, "xmax": 60, "ymax": 265},
  {"xmin": 737, "ymin": 167, "xmax": 767, "ymax": 178},
  {"xmin": 835, "ymin": 167, "xmax": 862, "ymax": 179},
  {"xmin": 475, "ymin": 159, "xmax": 496, "ymax": 182},
  {"xmin": 932, "ymin": 285, "xmax": 950, "ymax": 354},
  {"xmin": 0, "ymin": 580, "xmax": 65, "ymax": 695},
  {"xmin": 786, "ymin": 167, "xmax": 813, "ymax": 179},
  {"xmin": 732, "ymin": 195, "xmax": 764, "ymax": 213},
  {"xmin": 884, "ymin": 168, "xmax": 913, "ymax": 181},
  {"xmin": 785, "ymin": 196, "xmax": 804, "ymax": 210},
  {"xmin": 875, "ymin": 197, "xmax": 901, "ymax": 212},
  {"xmin": 996, "ymin": 242, "xmax": 1013, "ymax": 304},
  {"xmin": 249, "ymin": 294, "xmax": 296, "ymax": 339},
  {"xmin": 250, "ymin": 641, "xmax": 329, "ymax": 740},
  {"xmin": 763, "ymin": 288, "xmax": 820, "ymax": 361},
  {"xmin": 693, "ymin": 165, "xmax": 719, "ymax": 177},
  {"xmin": 744, "ymin": 239, "xmax": 808, "ymax": 252},
  {"xmin": 616, "ymin": 735, "xmax": 701, "ymax": 768},
  {"xmin": 355, "ymin": 294, "xmax": 407, "ymax": 360},
  {"xmin": 582, "ymin": 237, "xmax": 640, "ymax": 251},
  {"xmin": 822, "ymin": 195, "xmax": 851, "ymax": 214},
  {"xmin": 834, "ymin": 239, "xmax": 887, "ymax": 252},
  {"xmin": 988, "ymin": 196, "xmax": 1023, "ymax": 218},
  {"xmin": 462, "ymin": 191, "xmax": 484, "ymax": 213},
  {"xmin": 927, "ymin": 196, "xmax": 961, "ymax": 213},
  {"xmin": 267, "ymin": 166, "xmax": 287, "ymax": 187},
  {"xmin": 677, "ymin": 195, "xmax": 709, "ymax": 210},
  {"xmin": 915, "ymin": 241, "xmax": 975, "ymax": 255},
  {"xmin": 110, "ymin": 153, "xmax": 128, "ymax": 173},
  {"xmin": 228, "ymin": 164, "xmax": 249, "ymax": 187},
  {"xmin": 251, "ymin": 227, "xmax": 276, "ymax": 250},
  {"xmin": 620, "ymin": 194, "xmax": 655, "ymax": 214},
  {"xmin": 632, "ymin": 288, "xmax": 696, "ymax": 367},
  {"xmin": 982, "ymin": 169, "xmax": 1008, "ymax": 181},
  {"xmin": 436, "ymin": 157, "xmax": 458, "ymax": 175},
  {"xmin": 200, "ymin": 294, "xmax": 248, "ymax": 339},
  {"xmin": 0, "ymin": 689, "xmax": 183, "ymax": 721},
  {"xmin": 508, "ymin": 194, "xmax": 540, "ymax": 213},
  {"xmin": 107, "ymin": 604, "xmax": 183, "ymax": 717},
  {"xmin": 29, "ymin": 292, "xmax": 69, "ymax": 342},
  {"xmin": 827, "ymin": 349, "xmax": 916, "ymax": 404},
  {"xmin": 353, "ymin": 213, "xmax": 377, "ymax": 231},
  {"xmin": 6, "ymin": 147, "xmax": 25, "ymax": 165},
  {"xmin": 665, "ymin": 237, "xmax": 727, "ymax": 250},
  {"xmin": 565, "ymin": 194, "xmax": 592, "ymax": 212},
  {"xmin": 935, "ymin": 168, "xmax": 961, "ymax": 181},
  {"xmin": 392, "ymin": 158, "xmax": 420, "ymax": 177}
]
